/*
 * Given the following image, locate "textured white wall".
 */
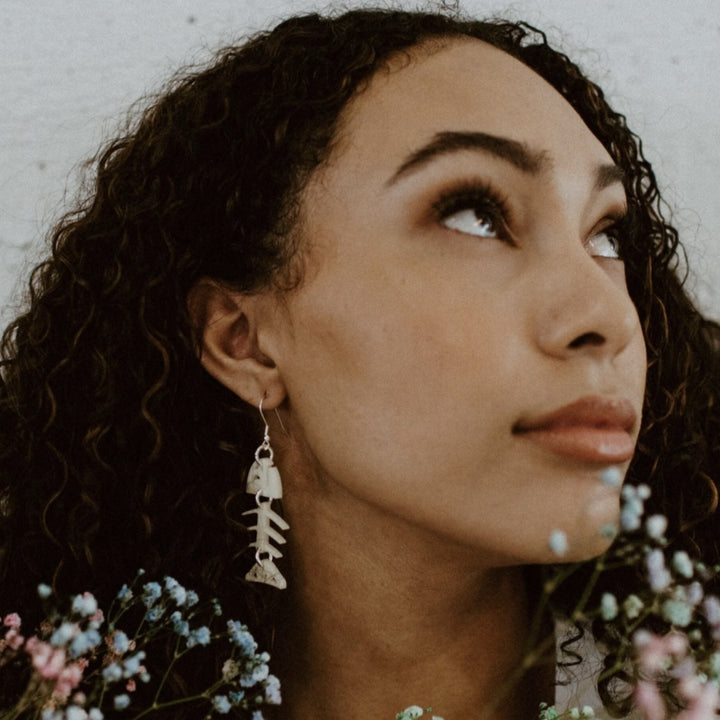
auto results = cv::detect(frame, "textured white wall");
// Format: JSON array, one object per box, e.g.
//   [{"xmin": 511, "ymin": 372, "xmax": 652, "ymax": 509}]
[{"xmin": 1, "ymin": 0, "xmax": 719, "ymax": 327}]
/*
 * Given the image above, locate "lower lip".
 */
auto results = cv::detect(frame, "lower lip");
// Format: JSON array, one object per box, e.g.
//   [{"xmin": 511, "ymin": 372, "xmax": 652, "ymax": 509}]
[{"xmin": 517, "ymin": 426, "xmax": 636, "ymax": 463}]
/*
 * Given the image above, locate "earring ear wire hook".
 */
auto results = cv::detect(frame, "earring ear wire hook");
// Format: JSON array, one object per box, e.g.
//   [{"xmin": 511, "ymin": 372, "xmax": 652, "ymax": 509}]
[{"xmin": 259, "ymin": 395, "xmax": 288, "ymax": 436}]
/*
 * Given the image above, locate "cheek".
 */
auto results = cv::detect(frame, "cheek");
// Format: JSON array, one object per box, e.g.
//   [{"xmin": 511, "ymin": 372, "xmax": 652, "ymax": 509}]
[{"xmin": 274, "ymin": 273, "xmax": 517, "ymax": 511}]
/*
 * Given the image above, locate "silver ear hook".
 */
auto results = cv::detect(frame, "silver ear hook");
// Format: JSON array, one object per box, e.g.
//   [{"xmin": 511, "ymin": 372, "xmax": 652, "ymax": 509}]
[{"xmin": 259, "ymin": 395, "xmax": 288, "ymax": 437}]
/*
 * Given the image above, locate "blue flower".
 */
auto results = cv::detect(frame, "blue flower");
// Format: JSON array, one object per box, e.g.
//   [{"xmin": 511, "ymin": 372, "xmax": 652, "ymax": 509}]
[
  {"xmin": 145, "ymin": 606, "xmax": 164, "ymax": 623},
  {"xmin": 50, "ymin": 621, "xmax": 76, "ymax": 647},
  {"xmin": 114, "ymin": 694, "xmax": 131, "ymax": 711},
  {"xmin": 112, "ymin": 630, "xmax": 130, "ymax": 654},
  {"xmin": 164, "ymin": 576, "xmax": 188, "ymax": 606},
  {"xmin": 227, "ymin": 620, "xmax": 258, "ymax": 656},
  {"xmin": 186, "ymin": 626, "xmax": 211, "ymax": 648},
  {"xmin": 88, "ymin": 709, "xmax": 104, "ymax": 720},
  {"xmin": 102, "ymin": 663, "xmax": 123, "ymax": 683},
  {"xmin": 185, "ymin": 590, "xmax": 199, "ymax": 607},
  {"xmin": 72, "ymin": 593, "xmax": 98, "ymax": 617},
  {"xmin": 66, "ymin": 707, "xmax": 88, "ymax": 720},
  {"xmin": 263, "ymin": 674, "xmax": 282, "ymax": 704},
  {"xmin": 116, "ymin": 584, "xmax": 133, "ymax": 602},
  {"xmin": 70, "ymin": 628, "xmax": 102, "ymax": 657},
  {"xmin": 123, "ymin": 651, "xmax": 147, "ymax": 678},
  {"xmin": 212, "ymin": 695, "xmax": 232, "ymax": 714},
  {"xmin": 229, "ymin": 690, "xmax": 245, "ymax": 705},
  {"xmin": 37, "ymin": 583, "xmax": 52, "ymax": 599},
  {"xmin": 170, "ymin": 611, "xmax": 189, "ymax": 637},
  {"xmin": 142, "ymin": 581, "xmax": 162, "ymax": 608}
]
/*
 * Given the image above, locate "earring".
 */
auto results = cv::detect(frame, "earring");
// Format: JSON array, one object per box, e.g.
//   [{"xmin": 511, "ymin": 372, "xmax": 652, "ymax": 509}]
[{"xmin": 243, "ymin": 398, "xmax": 290, "ymax": 590}]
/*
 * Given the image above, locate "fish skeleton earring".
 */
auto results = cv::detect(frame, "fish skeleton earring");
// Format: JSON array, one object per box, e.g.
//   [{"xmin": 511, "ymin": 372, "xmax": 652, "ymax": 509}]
[{"xmin": 243, "ymin": 398, "xmax": 290, "ymax": 590}]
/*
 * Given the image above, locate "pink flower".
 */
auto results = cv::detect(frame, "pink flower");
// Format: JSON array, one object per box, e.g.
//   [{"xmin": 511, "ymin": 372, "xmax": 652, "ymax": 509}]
[
  {"xmin": 126, "ymin": 679, "xmax": 136, "ymax": 693},
  {"xmin": 53, "ymin": 662, "xmax": 85, "ymax": 700},
  {"xmin": 3, "ymin": 627, "xmax": 25, "ymax": 651},
  {"xmin": 3, "ymin": 613, "xmax": 21, "ymax": 629},
  {"xmin": 635, "ymin": 679, "xmax": 665, "ymax": 720},
  {"xmin": 25, "ymin": 636, "xmax": 67, "ymax": 678}
]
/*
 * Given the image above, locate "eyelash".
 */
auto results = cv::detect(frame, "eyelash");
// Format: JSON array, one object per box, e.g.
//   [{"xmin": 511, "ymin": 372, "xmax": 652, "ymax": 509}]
[
  {"xmin": 431, "ymin": 180, "xmax": 512, "ymax": 240},
  {"xmin": 431, "ymin": 179, "xmax": 629, "ymax": 258}
]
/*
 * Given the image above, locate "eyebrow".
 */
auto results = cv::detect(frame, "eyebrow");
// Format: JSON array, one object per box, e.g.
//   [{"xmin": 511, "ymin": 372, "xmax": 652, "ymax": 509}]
[{"xmin": 386, "ymin": 130, "xmax": 625, "ymax": 192}]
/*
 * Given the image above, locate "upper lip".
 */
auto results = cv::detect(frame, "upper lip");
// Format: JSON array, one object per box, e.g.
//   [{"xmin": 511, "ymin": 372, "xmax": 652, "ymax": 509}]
[{"xmin": 513, "ymin": 395, "xmax": 637, "ymax": 434}]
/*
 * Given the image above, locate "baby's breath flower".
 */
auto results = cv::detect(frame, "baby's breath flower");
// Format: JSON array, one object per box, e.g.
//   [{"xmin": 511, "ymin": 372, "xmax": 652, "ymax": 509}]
[
  {"xmin": 687, "ymin": 581, "xmax": 704, "ymax": 606},
  {"xmin": 600, "ymin": 593, "xmax": 618, "ymax": 621},
  {"xmin": 672, "ymin": 551, "xmax": 694, "ymax": 579},
  {"xmin": 70, "ymin": 628, "xmax": 101, "ymax": 658},
  {"xmin": 111, "ymin": 630, "xmax": 130, "ymax": 654},
  {"xmin": 228, "ymin": 620, "xmax": 258, "ymax": 656},
  {"xmin": 88, "ymin": 709, "xmax": 103, "ymax": 720},
  {"xmin": 622, "ymin": 594, "xmax": 644, "ymax": 619},
  {"xmin": 548, "ymin": 530, "xmax": 568, "ymax": 557},
  {"xmin": 163, "ymin": 576, "xmax": 188, "ymax": 607},
  {"xmin": 102, "ymin": 662, "xmax": 123, "ymax": 683},
  {"xmin": 704, "ymin": 595, "xmax": 720, "ymax": 624},
  {"xmin": 122, "ymin": 651, "xmax": 146, "ymax": 678},
  {"xmin": 37, "ymin": 583, "xmax": 52, "ymax": 599},
  {"xmin": 212, "ymin": 695, "xmax": 232, "ymax": 714},
  {"xmin": 662, "ymin": 596, "xmax": 693, "ymax": 627},
  {"xmin": 72, "ymin": 593, "xmax": 98, "ymax": 618},
  {"xmin": 601, "ymin": 467, "xmax": 622, "ymax": 487},
  {"xmin": 66, "ymin": 706, "xmax": 88, "ymax": 720},
  {"xmin": 537, "ymin": 703, "xmax": 560, "ymax": 720},
  {"xmin": 186, "ymin": 626, "xmax": 211, "ymax": 648},
  {"xmin": 145, "ymin": 606, "xmax": 164, "ymax": 623},
  {"xmin": 113, "ymin": 694, "xmax": 130, "ymax": 711},
  {"xmin": 169, "ymin": 610, "xmax": 189, "ymax": 637},
  {"xmin": 141, "ymin": 582, "xmax": 162, "ymax": 609},
  {"xmin": 397, "ymin": 707, "xmax": 425, "ymax": 720},
  {"xmin": 185, "ymin": 590, "xmax": 199, "ymax": 607},
  {"xmin": 645, "ymin": 514, "xmax": 668, "ymax": 540},
  {"xmin": 646, "ymin": 549, "xmax": 672, "ymax": 592},
  {"xmin": 264, "ymin": 674, "xmax": 282, "ymax": 705},
  {"xmin": 51, "ymin": 621, "xmax": 77, "ymax": 647},
  {"xmin": 116, "ymin": 584, "xmax": 133, "ymax": 603}
]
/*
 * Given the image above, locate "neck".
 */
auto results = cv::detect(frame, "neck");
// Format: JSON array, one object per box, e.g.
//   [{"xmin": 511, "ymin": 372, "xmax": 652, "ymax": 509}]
[{"xmin": 270, "ymin": 482, "xmax": 555, "ymax": 720}]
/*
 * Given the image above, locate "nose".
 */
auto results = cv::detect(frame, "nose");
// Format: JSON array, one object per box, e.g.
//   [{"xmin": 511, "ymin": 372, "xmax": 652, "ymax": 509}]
[{"xmin": 531, "ymin": 246, "xmax": 642, "ymax": 361}]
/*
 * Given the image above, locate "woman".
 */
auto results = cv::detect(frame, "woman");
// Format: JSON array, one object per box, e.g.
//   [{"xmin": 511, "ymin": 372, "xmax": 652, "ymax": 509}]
[{"xmin": 1, "ymin": 8, "xmax": 718, "ymax": 719}]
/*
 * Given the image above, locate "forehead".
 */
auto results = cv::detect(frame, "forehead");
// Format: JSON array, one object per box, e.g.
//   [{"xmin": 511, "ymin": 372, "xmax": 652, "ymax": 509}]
[{"xmin": 326, "ymin": 37, "xmax": 613, "ymax": 178}]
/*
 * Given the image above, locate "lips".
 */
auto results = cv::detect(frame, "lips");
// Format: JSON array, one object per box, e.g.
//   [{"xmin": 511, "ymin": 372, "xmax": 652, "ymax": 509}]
[{"xmin": 513, "ymin": 396, "xmax": 638, "ymax": 463}]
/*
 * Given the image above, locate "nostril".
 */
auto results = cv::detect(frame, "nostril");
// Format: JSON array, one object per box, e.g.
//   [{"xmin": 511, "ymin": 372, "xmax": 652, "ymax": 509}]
[{"xmin": 568, "ymin": 331, "xmax": 605, "ymax": 349}]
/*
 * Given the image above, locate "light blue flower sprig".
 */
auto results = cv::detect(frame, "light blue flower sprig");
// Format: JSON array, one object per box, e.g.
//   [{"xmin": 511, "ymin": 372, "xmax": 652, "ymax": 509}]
[{"xmin": 1, "ymin": 572, "xmax": 282, "ymax": 720}]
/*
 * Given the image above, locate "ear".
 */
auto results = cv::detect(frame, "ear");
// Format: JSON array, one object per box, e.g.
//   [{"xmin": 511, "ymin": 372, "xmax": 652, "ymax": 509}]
[{"xmin": 187, "ymin": 278, "xmax": 286, "ymax": 408}]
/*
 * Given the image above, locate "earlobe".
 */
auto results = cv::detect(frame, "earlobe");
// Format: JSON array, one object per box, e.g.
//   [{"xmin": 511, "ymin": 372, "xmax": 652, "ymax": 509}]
[{"xmin": 186, "ymin": 279, "xmax": 286, "ymax": 408}]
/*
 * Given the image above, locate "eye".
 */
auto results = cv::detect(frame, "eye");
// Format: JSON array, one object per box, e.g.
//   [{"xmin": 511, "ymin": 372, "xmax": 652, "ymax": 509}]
[
  {"xmin": 433, "ymin": 182, "xmax": 510, "ymax": 241},
  {"xmin": 442, "ymin": 208, "xmax": 499, "ymax": 238},
  {"xmin": 586, "ymin": 226, "xmax": 622, "ymax": 260}
]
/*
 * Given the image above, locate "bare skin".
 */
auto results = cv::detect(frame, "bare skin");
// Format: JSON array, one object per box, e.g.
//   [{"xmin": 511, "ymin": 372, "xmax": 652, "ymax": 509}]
[{"xmin": 191, "ymin": 38, "xmax": 647, "ymax": 719}]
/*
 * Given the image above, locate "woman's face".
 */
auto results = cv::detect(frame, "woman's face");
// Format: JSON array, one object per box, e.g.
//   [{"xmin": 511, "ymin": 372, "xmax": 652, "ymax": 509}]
[{"xmin": 259, "ymin": 38, "xmax": 647, "ymax": 565}]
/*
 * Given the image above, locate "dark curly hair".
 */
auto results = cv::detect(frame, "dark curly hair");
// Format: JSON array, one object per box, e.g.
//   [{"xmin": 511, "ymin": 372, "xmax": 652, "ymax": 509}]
[{"xmin": 1, "ymin": 7, "xmax": 718, "ymax": 717}]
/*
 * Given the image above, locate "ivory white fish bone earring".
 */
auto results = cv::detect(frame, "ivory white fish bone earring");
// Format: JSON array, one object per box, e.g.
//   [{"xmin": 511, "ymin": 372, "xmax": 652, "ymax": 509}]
[{"xmin": 243, "ymin": 398, "xmax": 290, "ymax": 590}]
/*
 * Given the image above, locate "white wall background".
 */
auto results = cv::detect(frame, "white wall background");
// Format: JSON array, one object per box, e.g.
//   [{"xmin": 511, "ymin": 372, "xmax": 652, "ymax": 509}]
[{"xmin": 1, "ymin": 0, "xmax": 719, "ymax": 329}]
